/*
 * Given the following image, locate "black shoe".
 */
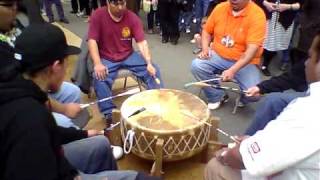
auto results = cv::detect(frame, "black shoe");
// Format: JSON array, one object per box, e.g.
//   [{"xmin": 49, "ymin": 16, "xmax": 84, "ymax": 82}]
[
  {"xmin": 170, "ymin": 37, "xmax": 178, "ymax": 45},
  {"xmin": 48, "ymin": 18, "xmax": 54, "ymax": 23},
  {"xmin": 261, "ymin": 66, "xmax": 271, "ymax": 76},
  {"xmin": 280, "ymin": 63, "xmax": 289, "ymax": 71},
  {"xmin": 70, "ymin": 10, "xmax": 78, "ymax": 14},
  {"xmin": 162, "ymin": 37, "xmax": 168, "ymax": 43},
  {"xmin": 170, "ymin": 39, "xmax": 178, "ymax": 45},
  {"xmin": 60, "ymin": 18, "xmax": 70, "ymax": 24}
]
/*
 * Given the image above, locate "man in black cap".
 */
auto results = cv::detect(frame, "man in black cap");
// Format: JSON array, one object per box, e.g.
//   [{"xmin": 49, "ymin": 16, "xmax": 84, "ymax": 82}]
[{"xmin": 0, "ymin": 23, "xmax": 146, "ymax": 179}]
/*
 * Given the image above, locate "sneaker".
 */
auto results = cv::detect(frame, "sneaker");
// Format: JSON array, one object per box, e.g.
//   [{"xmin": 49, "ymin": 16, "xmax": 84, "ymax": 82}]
[
  {"xmin": 237, "ymin": 101, "xmax": 245, "ymax": 108},
  {"xmin": 76, "ymin": 11, "xmax": 84, "ymax": 17},
  {"xmin": 192, "ymin": 18, "xmax": 196, "ymax": 24},
  {"xmin": 193, "ymin": 48, "xmax": 202, "ymax": 54},
  {"xmin": 111, "ymin": 145, "xmax": 123, "ymax": 160},
  {"xmin": 280, "ymin": 62, "xmax": 289, "ymax": 71},
  {"xmin": 186, "ymin": 28, "xmax": 191, "ymax": 34},
  {"xmin": 147, "ymin": 29, "xmax": 154, "ymax": 34},
  {"xmin": 41, "ymin": 9, "xmax": 47, "ymax": 16},
  {"xmin": 208, "ymin": 94, "xmax": 229, "ymax": 110},
  {"xmin": 190, "ymin": 38, "xmax": 196, "ymax": 43}
]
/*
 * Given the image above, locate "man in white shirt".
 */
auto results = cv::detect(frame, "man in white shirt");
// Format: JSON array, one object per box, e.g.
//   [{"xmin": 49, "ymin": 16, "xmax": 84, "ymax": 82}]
[{"xmin": 204, "ymin": 30, "xmax": 320, "ymax": 180}]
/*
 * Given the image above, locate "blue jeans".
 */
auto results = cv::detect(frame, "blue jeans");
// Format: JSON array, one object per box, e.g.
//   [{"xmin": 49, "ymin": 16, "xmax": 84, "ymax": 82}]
[
  {"xmin": 179, "ymin": 11, "xmax": 193, "ymax": 31},
  {"xmin": 245, "ymin": 91, "xmax": 306, "ymax": 135},
  {"xmin": 191, "ymin": 51, "xmax": 261, "ymax": 103},
  {"xmin": 195, "ymin": 0, "xmax": 209, "ymax": 33},
  {"xmin": 80, "ymin": 170, "xmax": 138, "ymax": 180},
  {"xmin": 93, "ymin": 52, "xmax": 163, "ymax": 119},
  {"xmin": 63, "ymin": 135, "xmax": 118, "ymax": 174},
  {"xmin": 43, "ymin": 0, "xmax": 65, "ymax": 21},
  {"xmin": 50, "ymin": 82, "xmax": 81, "ymax": 128}
]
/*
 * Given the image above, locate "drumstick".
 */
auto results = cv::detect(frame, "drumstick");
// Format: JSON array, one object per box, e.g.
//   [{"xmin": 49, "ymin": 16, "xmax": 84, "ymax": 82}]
[
  {"xmin": 180, "ymin": 110, "xmax": 212, "ymax": 126},
  {"xmin": 189, "ymin": 82, "xmax": 248, "ymax": 94},
  {"xmin": 216, "ymin": 128, "xmax": 240, "ymax": 143},
  {"xmin": 104, "ymin": 122, "xmax": 121, "ymax": 131},
  {"xmin": 154, "ymin": 77, "xmax": 161, "ymax": 85},
  {"xmin": 184, "ymin": 78, "xmax": 222, "ymax": 88},
  {"xmin": 128, "ymin": 107, "xmax": 146, "ymax": 118},
  {"xmin": 80, "ymin": 88, "xmax": 140, "ymax": 109}
]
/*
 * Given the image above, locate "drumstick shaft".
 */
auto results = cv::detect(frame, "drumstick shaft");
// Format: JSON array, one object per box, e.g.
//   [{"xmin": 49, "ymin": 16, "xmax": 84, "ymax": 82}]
[
  {"xmin": 211, "ymin": 85, "xmax": 248, "ymax": 94},
  {"xmin": 216, "ymin": 128, "xmax": 240, "ymax": 143},
  {"xmin": 181, "ymin": 110, "xmax": 212, "ymax": 126},
  {"xmin": 184, "ymin": 78, "xmax": 222, "ymax": 88}
]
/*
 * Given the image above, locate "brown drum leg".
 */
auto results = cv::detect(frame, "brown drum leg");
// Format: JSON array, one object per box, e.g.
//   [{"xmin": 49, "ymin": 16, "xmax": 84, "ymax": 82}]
[
  {"xmin": 201, "ymin": 117, "xmax": 223, "ymax": 163},
  {"xmin": 151, "ymin": 138, "xmax": 164, "ymax": 176}
]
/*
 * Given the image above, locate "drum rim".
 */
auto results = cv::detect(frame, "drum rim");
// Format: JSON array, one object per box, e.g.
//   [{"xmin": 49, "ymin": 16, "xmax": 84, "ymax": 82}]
[{"xmin": 120, "ymin": 89, "xmax": 211, "ymax": 134}]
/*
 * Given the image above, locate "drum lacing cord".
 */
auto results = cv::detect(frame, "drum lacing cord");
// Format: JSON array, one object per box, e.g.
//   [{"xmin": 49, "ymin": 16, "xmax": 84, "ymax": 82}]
[{"xmin": 123, "ymin": 129, "xmax": 135, "ymax": 154}]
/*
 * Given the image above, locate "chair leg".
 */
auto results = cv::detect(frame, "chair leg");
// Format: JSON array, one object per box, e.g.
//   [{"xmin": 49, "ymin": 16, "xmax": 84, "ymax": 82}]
[
  {"xmin": 136, "ymin": 77, "xmax": 143, "ymax": 91},
  {"xmin": 232, "ymin": 96, "xmax": 241, "ymax": 114}
]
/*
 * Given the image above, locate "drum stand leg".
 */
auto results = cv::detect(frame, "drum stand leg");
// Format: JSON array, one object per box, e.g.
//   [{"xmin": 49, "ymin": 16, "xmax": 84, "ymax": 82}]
[
  {"xmin": 202, "ymin": 117, "xmax": 222, "ymax": 163},
  {"xmin": 151, "ymin": 138, "xmax": 164, "ymax": 176}
]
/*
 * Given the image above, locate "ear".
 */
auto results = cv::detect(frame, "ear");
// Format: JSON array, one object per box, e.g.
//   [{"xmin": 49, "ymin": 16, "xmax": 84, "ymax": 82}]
[{"xmin": 50, "ymin": 60, "xmax": 63, "ymax": 73}]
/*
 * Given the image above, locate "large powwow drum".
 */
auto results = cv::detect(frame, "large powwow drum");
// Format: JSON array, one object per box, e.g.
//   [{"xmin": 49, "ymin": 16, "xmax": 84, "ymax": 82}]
[{"xmin": 120, "ymin": 89, "xmax": 211, "ymax": 161}]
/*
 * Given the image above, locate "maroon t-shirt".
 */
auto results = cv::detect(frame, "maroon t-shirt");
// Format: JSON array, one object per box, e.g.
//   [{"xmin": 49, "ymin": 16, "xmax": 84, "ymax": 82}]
[{"xmin": 88, "ymin": 8, "xmax": 145, "ymax": 62}]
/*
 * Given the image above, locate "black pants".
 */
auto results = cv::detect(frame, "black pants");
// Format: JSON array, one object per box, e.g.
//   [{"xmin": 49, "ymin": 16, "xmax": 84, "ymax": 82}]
[
  {"xmin": 147, "ymin": 9, "xmax": 160, "ymax": 30},
  {"xmin": 78, "ymin": 0, "xmax": 90, "ymax": 15},
  {"xmin": 71, "ymin": 0, "xmax": 78, "ymax": 12},
  {"xmin": 91, "ymin": 0, "xmax": 106, "ymax": 10},
  {"xmin": 158, "ymin": 1, "xmax": 180, "ymax": 41},
  {"xmin": 262, "ymin": 49, "xmax": 277, "ymax": 68}
]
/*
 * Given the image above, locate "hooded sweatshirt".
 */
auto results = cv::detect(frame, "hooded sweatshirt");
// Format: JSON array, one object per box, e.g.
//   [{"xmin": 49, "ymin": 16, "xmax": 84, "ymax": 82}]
[{"xmin": 0, "ymin": 76, "xmax": 88, "ymax": 180}]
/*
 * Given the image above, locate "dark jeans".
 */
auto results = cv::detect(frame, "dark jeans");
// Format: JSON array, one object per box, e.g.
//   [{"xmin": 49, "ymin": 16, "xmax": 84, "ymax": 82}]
[
  {"xmin": 245, "ymin": 91, "xmax": 306, "ymax": 135},
  {"xmin": 158, "ymin": 1, "xmax": 180, "ymax": 41},
  {"xmin": 63, "ymin": 135, "xmax": 118, "ymax": 173}
]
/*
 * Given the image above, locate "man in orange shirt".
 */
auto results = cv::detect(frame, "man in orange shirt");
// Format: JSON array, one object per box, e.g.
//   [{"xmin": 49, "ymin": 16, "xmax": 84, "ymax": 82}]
[{"xmin": 191, "ymin": 0, "xmax": 266, "ymax": 109}]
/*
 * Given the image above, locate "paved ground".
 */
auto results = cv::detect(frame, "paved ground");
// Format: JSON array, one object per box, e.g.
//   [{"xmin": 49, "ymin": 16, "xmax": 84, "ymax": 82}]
[{"xmin": 47, "ymin": 2, "xmax": 285, "ymax": 179}]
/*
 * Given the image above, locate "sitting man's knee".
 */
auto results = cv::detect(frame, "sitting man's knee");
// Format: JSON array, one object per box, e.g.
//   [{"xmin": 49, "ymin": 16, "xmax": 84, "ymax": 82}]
[{"xmin": 204, "ymin": 158, "xmax": 220, "ymax": 180}]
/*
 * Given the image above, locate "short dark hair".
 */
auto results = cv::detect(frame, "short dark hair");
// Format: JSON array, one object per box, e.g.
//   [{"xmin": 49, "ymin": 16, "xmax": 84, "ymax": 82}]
[{"xmin": 107, "ymin": 0, "xmax": 125, "ymax": 3}]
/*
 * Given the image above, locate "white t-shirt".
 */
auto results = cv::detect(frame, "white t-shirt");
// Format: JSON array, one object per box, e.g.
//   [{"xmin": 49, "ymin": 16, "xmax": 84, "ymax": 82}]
[{"xmin": 239, "ymin": 82, "xmax": 320, "ymax": 180}]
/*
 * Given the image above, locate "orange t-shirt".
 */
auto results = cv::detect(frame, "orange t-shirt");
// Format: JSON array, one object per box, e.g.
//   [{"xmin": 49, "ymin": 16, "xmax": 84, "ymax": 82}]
[{"xmin": 204, "ymin": 1, "xmax": 266, "ymax": 65}]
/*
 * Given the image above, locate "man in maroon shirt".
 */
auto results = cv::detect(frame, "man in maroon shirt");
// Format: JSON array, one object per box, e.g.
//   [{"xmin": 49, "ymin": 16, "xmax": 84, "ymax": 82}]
[{"xmin": 88, "ymin": 0, "xmax": 163, "ymax": 125}]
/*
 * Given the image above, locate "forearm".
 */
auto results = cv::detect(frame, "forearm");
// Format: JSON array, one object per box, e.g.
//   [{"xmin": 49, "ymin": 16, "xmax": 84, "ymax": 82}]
[
  {"xmin": 88, "ymin": 39, "xmax": 102, "ymax": 65},
  {"xmin": 58, "ymin": 126, "xmax": 88, "ymax": 144},
  {"xmin": 48, "ymin": 97, "xmax": 66, "ymax": 114},
  {"xmin": 137, "ymin": 40, "xmax": 152, "ymax": 64},
  {"xmin": 201, "ymin": 30, "xmax": 212, "ymax": 51},
  {"xmin": 281, "ymin": 2, "xmax": 300, "ymax": 10},
  {"xmin": 229, "ymin": 44, "xmax": 259, "ymax": 73}
]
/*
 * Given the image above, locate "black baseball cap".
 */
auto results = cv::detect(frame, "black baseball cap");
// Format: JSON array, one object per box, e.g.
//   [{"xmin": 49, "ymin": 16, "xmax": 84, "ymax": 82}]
[{"xmin": 15, "ymin": 23, "xmax": 81, "ymax": 72}]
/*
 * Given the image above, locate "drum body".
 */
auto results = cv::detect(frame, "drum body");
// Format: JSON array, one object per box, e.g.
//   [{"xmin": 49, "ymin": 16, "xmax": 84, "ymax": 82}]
[{"xmin": 120, "ymin": 89, "xmax": 211, "ymax": 161}]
